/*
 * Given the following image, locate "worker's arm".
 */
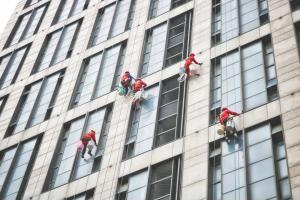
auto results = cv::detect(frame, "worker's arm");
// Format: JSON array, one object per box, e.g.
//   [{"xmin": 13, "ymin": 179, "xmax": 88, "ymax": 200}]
[
  {"xmin": 142, "ymin": 81, "xmax": 147, "ymax": 88},
  {"xmin": 228, "ymin": 110, "xmax": 239, "ymax": 116},
  {"xmin": 192, "ymin": 57, "xmax": 199, "ymax": 65},
  {"xmin": 92, "ymin": 135, "xmax": 97, "ymax": 145}
]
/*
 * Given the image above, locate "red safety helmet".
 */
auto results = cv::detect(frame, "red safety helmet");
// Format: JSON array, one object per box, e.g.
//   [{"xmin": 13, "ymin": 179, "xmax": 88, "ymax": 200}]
[
  {"xmin": 221, "ymin": 107, "xmax": 228, "ymax": 112},
  {"xmin": 189, "ymin": 53, "xmax": 195, "ymax": 57}
]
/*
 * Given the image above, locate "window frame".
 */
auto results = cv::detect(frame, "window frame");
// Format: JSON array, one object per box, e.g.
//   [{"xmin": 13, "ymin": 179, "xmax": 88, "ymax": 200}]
[
  {"xmin": 5, "ymin": 70, "xmax": 65, "ymax": 137},
  {"xmin": 32, "ymin": 20, "xmax": 82, "ymax": 74},
  {"xmin": 0, "ymin": 135, "xmax": 43, "ymax": 199},
  {"xmin": 122, "ymin": 76, "xmax": 187, "ymax": 161},
  {"xmin": 5, "ymin": 3, "xmax": 49, "ymax": 48},
  {"xmin": 209, "ymin": 36, "xmax": 279, "ymax": 125},
  {"xmin": 139, "ymin": 11, "xmax": 192, "ymax": 78}
]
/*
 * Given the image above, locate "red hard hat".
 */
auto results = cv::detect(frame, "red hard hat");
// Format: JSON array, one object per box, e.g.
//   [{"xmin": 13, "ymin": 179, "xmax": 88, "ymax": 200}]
[
  {"xmin": 221, "ymin": 107, "xmax": 228, "ymax": 111},
  {"xmin": 189, "ymin": 53, "xmax": 195, "ymax": 57}
]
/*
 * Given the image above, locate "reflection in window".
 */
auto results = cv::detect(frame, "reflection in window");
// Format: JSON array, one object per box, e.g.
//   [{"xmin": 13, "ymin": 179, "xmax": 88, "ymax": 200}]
[
  {"xmin": 116, "ymin": 156, "xmax": 181, "ymax": 200},
  {"xmin": 72, "ymin": 43, "xmax": 127, "ymax": 107},
  {"xmin": 6, "ymin": 71, "xmax": 65, "ymax": 136},
  {"xmin": 211, "ymin": 0, "xmax": 269, "ymax": 46},
  {"xmin": 89, "ymin": 0, "xmax": 136, "ymax": 47},
  {"xmin": 45, "ymin": 106, "xmax": 112, "ymax": 190},
  {"xmin": 209, "ymin": 37, "xmax": 278, "ymax": 125},
  {"xmin": 34, "ymin": 21, "xmax": 81, "ymax": 73},
  {"xmin": 149, "ymin": 0, "xmax": 190, "ymax": 19},
  {"xmin": 123, "ymin": 77, "xmax": 185, "ymax": 160},
  {"xmin": 66, "ymin": 188, "xmax": 95, "ymax": 200},
  {"xmin": 141, "ymin": 11, "xmax": 191, "ymax": 76},
  {"xmin": 0, "ymin": 46, "xmax": 29, "ymax": 89},
  {"xmin": 0, "ymin": 136, "xmax": 42, "ymax": 199},
  {"xmin": 53, "ymin": 0, "xmax": 89, "ymax": 24},
  {"xmin": 5, "ymin": 4, "xmax": 48, "ymax": 47}
]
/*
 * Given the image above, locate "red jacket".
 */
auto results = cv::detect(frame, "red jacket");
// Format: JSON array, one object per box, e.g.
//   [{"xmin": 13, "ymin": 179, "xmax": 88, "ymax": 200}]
[
  {"xmin": 81, "ymin": 131, "xmax": 96, "ymax": 145},
  {"xmin": 184, "ymin": 55, "xmax": 199, "ymax": 69},
  {"xmin": 133, "ymin": 80, "xmax": 147, "ymax": 92},
  {"xmin": 219, "ymin": 108, "xmax": 239, "ymax": 124}
]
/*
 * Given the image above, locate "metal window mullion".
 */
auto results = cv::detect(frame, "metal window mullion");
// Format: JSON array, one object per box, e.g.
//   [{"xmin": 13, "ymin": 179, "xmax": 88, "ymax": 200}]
[{"xmin": 259, "ymin": 40, "xmax": 269, "ymax": 104}]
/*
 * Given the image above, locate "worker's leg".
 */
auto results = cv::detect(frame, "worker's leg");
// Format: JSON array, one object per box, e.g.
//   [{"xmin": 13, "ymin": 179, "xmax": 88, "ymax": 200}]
[
  {"xmin": 185, "ymin": 67, "xmax": 190, "ymax": 78},
  {"xmin": 81, "ymin": 144, "xmax": 87, "ymax": 158}
]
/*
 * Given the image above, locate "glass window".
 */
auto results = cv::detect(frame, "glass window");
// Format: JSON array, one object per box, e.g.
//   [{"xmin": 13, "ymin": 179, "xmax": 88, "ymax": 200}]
[
  {"xmin": 248, "ymin": 158, "xmax": 274, "ymax": 183},
  {"xmin": 247, "ymin": 140, "xmax": 272, "ymax": 163},
  {"xmin": 0, "ymin": 46, "xmax": 28, "ymax": 89},
  {"xmin": 123, "ymin": 86, "xmax": 160, "ymax": 159},
  {"xmin": 34, "ymin": 21, "xmax": 81, "ymax": 72},
  {"xmin": 53, "ymin": 0, "xmax": 89, "ymax": 24},
  {"xmin": 72, "ymin": 43, "xmax": 126, "ymax": 107},
  {"xmin": 6, "ymin": 71, "xmax": 64, "ymax": 136},
  {"xmin": 149, "ymin": 0, "xmax": 190, "ymax": 19},
  {"xmin": 91, "ymin": 4, "xmax": 116, "ymax": 46},
  {"xmin": 212, "ymin": 0, "xmax": 269, "ymax": 46},
  {"xmin": 249, "ymin": 177, "xmax": 277, "ymax": 199},
  {"xmin": 66, "ymin": 188, "xmax": 95, "ymax": 200},
  {"xmin": 25, "ymin": 0, "xmax": 42, "ymax": 7},
  {"xmin": 116, "ymin": 170, "xmax": 148, "ymax": 200},
  {"xmin": 46, "ymin": 107, "xmax": 111, "ymax": 190},
  {"xmin": 0, "ymin": 137, "xmax": 41, "ymax": 199},
  {"xmin": 6, "ymin": 4, "xmax": 48, "ymax": 47},
  {"xmin": 149, "ymin": 157, "xmax": 181, "ymax": 199},
  {"xmin": 141, "ymin": 11, "xmax": 191, "ymax": 76},
  {"xmin": 110, "ymin": 0, "xmax": 134, "ymax": 37}
]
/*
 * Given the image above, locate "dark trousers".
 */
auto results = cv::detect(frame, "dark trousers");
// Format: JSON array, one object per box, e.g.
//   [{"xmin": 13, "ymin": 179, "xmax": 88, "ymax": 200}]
[{"xmin": 82, "ymin": 143, "xmax": 87, "ymax": 156}]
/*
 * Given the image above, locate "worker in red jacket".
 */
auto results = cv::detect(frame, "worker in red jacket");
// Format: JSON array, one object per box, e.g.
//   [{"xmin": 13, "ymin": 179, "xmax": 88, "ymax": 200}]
[
  {"xmin": 132, "ymin": 78, "xmax": 147, "ymax": 93},
  {"xmin": 81, "ymin": 129, "xmax": 97, "ymax": 158},
  {"xmin": 219, "ymin": 108, "xmax": 239, "ymax": 127},
  {"xmin": 120, "ymin": 71, "xmax": 136, "ymax": 94},
  {"xmin": 184, "ymin": 53, "xmax": 203, "ymax": 78}
]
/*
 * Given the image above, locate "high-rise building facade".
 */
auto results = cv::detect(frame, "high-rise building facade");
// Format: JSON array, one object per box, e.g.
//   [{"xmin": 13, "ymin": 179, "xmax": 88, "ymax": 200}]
[{"xmin": 0, "ymin": 0, "xmax": 299, "ymax": 199}]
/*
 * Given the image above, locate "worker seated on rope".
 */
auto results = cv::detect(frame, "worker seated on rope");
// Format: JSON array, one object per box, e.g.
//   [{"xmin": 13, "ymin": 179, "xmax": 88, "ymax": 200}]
[
  {"xmin": 184, "ymin": 52, "xmax": 203, "ymax": 78},
  {"xmin": 120, "ymin": 71, "xmax": 136, "ymax": 95},
  {"xmin": 81, "ymin": 129, "xmax": 97, "ymax": 158},
  {"xmin": 218, "ymin": 107, "xmax": 239, "ymax": 135},
  {"xmin": 132, "ymin": 78, "xmax": 147, "ymax": 107}
]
